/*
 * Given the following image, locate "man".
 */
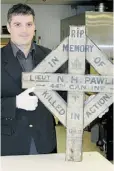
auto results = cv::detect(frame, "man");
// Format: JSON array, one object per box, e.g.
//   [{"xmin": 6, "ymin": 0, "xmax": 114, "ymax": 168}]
[{"xmin": 1, "ymin": 3, "xmax": 57, "ymax": 155}]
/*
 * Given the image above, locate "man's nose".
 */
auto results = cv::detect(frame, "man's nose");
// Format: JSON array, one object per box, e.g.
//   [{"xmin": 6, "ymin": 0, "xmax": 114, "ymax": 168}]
[{"xmin": 22, "ymin": 25, "xmax": 28, "ymax": 32}]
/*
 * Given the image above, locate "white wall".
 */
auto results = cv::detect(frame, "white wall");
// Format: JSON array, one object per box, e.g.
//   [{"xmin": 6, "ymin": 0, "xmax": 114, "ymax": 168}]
[
  {"xmin": 1, "ymin": 4, "xmax": 76, "ymax": 49},
  {"xmin": 76, "ymin": 5, "xmax": 95, "ymax": 14}
]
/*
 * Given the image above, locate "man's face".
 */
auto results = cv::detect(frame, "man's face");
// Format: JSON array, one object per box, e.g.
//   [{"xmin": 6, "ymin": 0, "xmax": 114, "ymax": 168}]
[{"xmin": 7, "ymin": 14, "xmax": 35, "ymax": 46}]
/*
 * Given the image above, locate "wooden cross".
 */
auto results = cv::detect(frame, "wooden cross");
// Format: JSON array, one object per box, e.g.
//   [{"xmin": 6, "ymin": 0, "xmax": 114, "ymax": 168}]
[{"xmin": 22, "ymin": 26, "xmax": 113, "ymax": 162}]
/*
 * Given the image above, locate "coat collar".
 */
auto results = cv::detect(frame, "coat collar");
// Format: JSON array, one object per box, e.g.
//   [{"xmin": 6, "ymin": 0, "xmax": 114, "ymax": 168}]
[
  {"xmin": 10, "ymin": 41, "xmax": 36, "ymax": 58},
  {"xmin": 2, "ymin": 42, "xmax": 23, "ymax": 88},
  {"xmin": 2, "ymin": 42, "xmax": 50, "ymax": 89}
]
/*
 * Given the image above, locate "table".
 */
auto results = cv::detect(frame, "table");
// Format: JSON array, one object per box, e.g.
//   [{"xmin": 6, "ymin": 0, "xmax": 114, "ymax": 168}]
[{"xmin": 1, "ymin": 152, "xmax": 113, "ymax": 171}]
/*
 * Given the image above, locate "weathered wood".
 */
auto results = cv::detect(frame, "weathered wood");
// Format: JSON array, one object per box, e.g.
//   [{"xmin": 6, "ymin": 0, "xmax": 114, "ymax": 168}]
[
  {"xmin": 22, "ymin": 73, "xmax": 113, "ymax": 84},
  {"xmin": 21, "ymin": 25, "xmax": 113, "ymax": 162},
  {"xmin": 31, "ymin": 37, "xmax": 68, "ymax": 125},
  {"xmin": 86, "ymin": 37, "xmax": 113, "ymax": 76},
  {"xmin": 32, "ymin": 91, "xmax": 113, "ymax": 129},
  {"xmin": 65, "ymin": 26, "xmax": 85, "ymax": 161},
  {"xmin": 22, "ymin": 73, "xmax": 113, "ymax": 93},
  {"xmin": 35, "ymin": 90, "xmax": 67, "ymax": 126},
  {"xmin": 33, "ymin": 37, "xmax": 68, "ymax": 73},
  {"xmin": 21, "ymin": 28, "xmax": 113, "ymax": 130},
  {"xmin": 84, "ymin": 93, "xmax": 113, "ymax": 127},
  {"xmin": 23, "ymin": 35, "xmax": 113, "ymax": 131}
]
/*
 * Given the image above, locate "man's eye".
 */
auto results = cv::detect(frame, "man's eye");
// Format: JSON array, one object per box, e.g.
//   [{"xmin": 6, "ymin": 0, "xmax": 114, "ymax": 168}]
[
  {"xmin": 15, "ymin": 23, "xmax": 21, "ymax": 27},
  {"xmin": 27, "ymin": 23, "xmax": 32, "ymax": 27}
]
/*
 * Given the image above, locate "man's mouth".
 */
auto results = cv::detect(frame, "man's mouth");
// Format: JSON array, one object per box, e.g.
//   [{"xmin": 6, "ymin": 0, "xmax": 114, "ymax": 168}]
[{"xmin": 20, "ymin": 35, "xmax": 29, "ymax": 38}]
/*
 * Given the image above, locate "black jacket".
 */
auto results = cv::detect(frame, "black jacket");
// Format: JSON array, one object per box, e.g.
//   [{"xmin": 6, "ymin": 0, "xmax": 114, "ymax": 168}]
[{"xmin": 1, "ymin": 42, "xmax": 57, "ymax": 155}]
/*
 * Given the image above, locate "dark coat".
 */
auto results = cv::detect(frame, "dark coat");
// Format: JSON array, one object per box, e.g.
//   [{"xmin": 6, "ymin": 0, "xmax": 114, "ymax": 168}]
[{"xmin": 1, "ymin": 42, "xmax": 57, "ymax": 156}]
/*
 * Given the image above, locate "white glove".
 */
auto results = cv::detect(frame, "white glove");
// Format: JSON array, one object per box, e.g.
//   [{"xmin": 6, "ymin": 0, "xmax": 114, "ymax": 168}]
[{"xmin": 16, "ymin": 87, "xmax": 38, "ymax": 111}]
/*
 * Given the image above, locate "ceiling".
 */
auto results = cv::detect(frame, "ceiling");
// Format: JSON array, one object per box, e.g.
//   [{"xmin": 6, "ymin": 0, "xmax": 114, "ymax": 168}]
[
  {"xmin": 1, "ymin": 0, "xmax": 89, "ymax": 5},
  {"xmin": 1, "ymin": 0, "xmax": 113, "ymax": 7}
]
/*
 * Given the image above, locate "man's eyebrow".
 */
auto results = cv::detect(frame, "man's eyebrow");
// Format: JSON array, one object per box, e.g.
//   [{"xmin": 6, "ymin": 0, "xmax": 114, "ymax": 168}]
[
  {"xmin": 12, "ymin": 21, "xmax": 33, "ymax": 24},
  {"xmin": 13, "ymin": 22, "xmax": 21, "ymax": 24},
  {"xmin": 26, "ymin": 21, "xmax": 33, "ymax": 23}
]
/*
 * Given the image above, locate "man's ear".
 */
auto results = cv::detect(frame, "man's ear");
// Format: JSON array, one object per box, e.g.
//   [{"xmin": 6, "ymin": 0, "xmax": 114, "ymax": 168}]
[{"xmin": 7, "ymin": 22, "xmax": 11, "ymax": 34}]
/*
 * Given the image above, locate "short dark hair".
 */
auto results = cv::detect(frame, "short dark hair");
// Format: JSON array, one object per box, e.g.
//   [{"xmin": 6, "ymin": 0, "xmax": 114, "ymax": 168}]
[{"xmin": 7, "ymin": 3, "xmax": 35, "ymax": 23}]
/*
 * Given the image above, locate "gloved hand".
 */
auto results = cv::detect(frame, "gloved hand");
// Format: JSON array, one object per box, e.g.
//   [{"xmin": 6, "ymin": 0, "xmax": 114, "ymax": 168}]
[{"xmin": 16, "ymin": 87, "xmax": 38, "ymax": 111}]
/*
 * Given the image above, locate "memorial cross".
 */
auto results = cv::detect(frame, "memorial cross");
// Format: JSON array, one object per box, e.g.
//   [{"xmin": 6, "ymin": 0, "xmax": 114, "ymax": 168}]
[{"xmin": 22, "ymin": 26, "xmax": 113, "ymax": 162}]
